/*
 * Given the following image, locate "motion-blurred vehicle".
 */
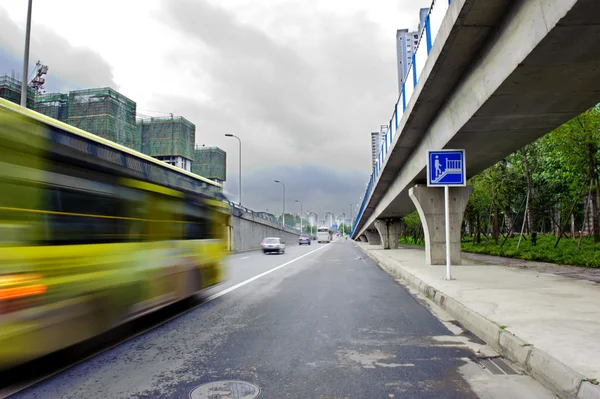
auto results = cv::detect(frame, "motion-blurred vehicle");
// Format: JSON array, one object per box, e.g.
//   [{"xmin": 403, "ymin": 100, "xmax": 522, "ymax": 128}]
[
  {"xmin": 261, "ymin": 237, "xmax": 286, "ymax": 254},
  {"xmin": 0, "ymin": 98, "xmax": 230, "ymax": 371},
  {"xmin": 299, "ymin": 234, "xmax": 311, "ymax": 245},
  {"xmin": 317, "ymin": 227, "xmax": 333, "ymax": 243}
]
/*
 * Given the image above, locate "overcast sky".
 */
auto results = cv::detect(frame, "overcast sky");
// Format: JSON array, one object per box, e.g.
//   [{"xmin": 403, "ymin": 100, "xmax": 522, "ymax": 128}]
[{"xmin": 0, "ymin": 0, "xmax": 429, "ymax": 219}]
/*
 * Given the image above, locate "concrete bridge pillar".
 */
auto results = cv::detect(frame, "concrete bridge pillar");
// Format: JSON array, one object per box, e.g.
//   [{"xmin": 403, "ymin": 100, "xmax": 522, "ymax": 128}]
[
  {"xmin": 409, "ymin": 184, "xmax": 472, "ymax": 265},
  {"xmin": 364, "ymin": 229, "xmax": 381, "ymax": 245},
  {"xmin": 374, "ymin": 219, "xmax": 402, "ymax": 250},
  {"xmin": 358, "ymin": 235, "xmax": 368, "ymax": 242}
]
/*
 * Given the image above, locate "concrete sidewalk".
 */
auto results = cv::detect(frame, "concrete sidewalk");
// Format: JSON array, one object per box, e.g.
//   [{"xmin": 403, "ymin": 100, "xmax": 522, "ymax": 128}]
[{"xmin": 356, "ymin": 242, "xmax": 600, "ymax": 399}]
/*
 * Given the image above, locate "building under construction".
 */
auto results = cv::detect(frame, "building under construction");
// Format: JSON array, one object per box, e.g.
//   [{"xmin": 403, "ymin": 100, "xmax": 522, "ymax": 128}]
[
  {"xmin": 0, "ymin": 76, "xmax": 35, "ymax": 109},
  {"xmin": 34, "ymin": 93, "xmax": 69, "ymax": 123},
  {"xmin": 138, "ymin": 116, "xmax": 195, "ymax": 172},
  {"xmin": 67, "ymin": 87, "xmax": 138, "ymax": 150},
  {"xmin": 192, "ymin": 146, "xmax": 226, "ymax": 184},
  {"xmin": 1, "ymin": 78, "xmax": 226, "ymax": 177}
]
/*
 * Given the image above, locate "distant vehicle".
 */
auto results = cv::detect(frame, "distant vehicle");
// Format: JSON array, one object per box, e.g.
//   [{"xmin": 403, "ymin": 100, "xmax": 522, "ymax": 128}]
[
  {"xmin": 299, "ymin": 234, "xmax": 311, "ymax": 245},
  {"xmin": 261, "ymin": 237, "xmax": 286, "ymax": 254},
  {"xmin": 317, "ymin": 227, "xmax": 332, "ymax": 243}
]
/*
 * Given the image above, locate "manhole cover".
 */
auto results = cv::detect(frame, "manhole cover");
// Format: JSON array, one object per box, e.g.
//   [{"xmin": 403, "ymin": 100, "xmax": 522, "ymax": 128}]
[{"xmin": 189, "ymin": 380, "xmax": 260, "ymax": 399}]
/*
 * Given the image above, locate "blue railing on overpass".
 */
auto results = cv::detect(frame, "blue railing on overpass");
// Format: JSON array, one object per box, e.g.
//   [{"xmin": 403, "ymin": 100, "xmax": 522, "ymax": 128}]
[
  {"xmin": 352, "ymin": 0, "xmax": 451, "ymax": 237},
  {"xmin": 225, "ymin": 200, "xmax": 302, "ymax": 233}
]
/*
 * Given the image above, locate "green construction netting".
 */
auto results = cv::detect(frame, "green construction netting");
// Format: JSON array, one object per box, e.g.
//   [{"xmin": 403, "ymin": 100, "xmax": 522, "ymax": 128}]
[
  {"xmin": 138, "ymin": 116, "xmax": 195, "ymax": 160},
  {"xmin": 192, "ymin": 147, "xmax": 226, "ymax": 181},
  {"xmin": 66, "ymin": 88, "xmax": 137, "ymax": 148},
  {"xmin": 34, "ymin": 93, "xmax": 69, "ymax": 122},
  {"xmin": 0, "ymin": 76, "xmax": 35, "ymax": 109}
]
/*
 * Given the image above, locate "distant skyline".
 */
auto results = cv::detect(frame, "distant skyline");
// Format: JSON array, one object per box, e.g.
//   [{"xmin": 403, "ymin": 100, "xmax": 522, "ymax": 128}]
[{"xmin": 0, "ymin": 0, "xmax": 430, "ymax": 217}]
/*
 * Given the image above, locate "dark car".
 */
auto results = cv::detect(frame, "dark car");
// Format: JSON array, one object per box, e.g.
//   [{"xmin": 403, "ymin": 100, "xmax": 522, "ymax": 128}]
[{"xmin": 299, "ymin": 234, "xmax": 311, "ymax": 245}]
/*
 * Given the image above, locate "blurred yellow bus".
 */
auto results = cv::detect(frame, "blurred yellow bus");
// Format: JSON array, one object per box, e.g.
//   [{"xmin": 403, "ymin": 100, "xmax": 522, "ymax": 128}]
[{"xmin": 0, "ymin": 97, "xmax": 229, "ymax": 370}]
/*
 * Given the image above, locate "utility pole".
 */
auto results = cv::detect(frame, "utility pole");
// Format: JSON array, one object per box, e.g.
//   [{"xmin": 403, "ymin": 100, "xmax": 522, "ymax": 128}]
[
  {"xmin": 296, "ymin": 200, "xmax": 303, "ymax": 233},
  {"xmin": 274, "ymin": 180, "xmax": 285, "ymax": 227},
  {"xmin": 20, "ymin": 0, "xmax": 33, "ymax": 107},
  {"xmin": 225, "ymin": 134, "xmax": 242, "ymax": 205}
]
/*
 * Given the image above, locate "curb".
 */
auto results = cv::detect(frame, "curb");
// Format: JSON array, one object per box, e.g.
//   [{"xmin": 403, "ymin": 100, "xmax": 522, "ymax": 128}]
[{"xmin": 355, "ymin": 244, "xmax": 600, "ymax": 399}]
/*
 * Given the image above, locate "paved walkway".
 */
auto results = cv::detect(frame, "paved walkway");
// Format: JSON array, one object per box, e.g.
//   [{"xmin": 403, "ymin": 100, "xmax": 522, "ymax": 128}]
[{"xmin": 356, "ymin": 242, "xmax": 600, "ymax": 399}]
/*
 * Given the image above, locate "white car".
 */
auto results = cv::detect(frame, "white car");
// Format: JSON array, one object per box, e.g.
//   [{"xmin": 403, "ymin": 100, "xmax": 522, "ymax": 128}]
[{"xmin": 261, "ymin": 237, "xmax": 286, "ymax": 254}]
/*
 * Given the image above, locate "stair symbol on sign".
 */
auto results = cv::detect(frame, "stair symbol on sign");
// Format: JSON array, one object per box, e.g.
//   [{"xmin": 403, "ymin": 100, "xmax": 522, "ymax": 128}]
[{"xmin": 434, "ymin": 157, "xmax": 462, "ymax": 183}]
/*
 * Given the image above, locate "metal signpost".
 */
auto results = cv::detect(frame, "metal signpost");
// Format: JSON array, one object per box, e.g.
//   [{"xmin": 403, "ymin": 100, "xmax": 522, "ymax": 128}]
[{"xmin": 427, "ymin": 150, "xmax": 466, "ymax": 280}]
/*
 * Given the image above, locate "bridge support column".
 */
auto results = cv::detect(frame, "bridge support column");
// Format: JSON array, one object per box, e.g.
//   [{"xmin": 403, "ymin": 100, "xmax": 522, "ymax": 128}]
[
  {"xmin": 358, "ymin": 235, "xmax": 368, "ymax": 242},
  {"xmin": 409, "ymin": 184, "xmax": 472, "ymax": 265},
  {"xmin": 374, "ymin": 219, "xmax": 402, "ymax": 250},
  {"xmin": 364, "ymin": 229, "xmax": 381, "ymax": 245}
]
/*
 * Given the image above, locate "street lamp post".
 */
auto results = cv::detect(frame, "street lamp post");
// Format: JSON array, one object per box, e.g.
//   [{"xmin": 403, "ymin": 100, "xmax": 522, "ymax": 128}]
[
  {"xmin": 225, "ymin": 134, "xmax": 242, "ymax": 205},
  {"xmin": 20, "ymin": 0, "xmax": 33, "ymax": 107},
  {"xmin": 295, "ymin": 200, "xmax": 303, "ymax": 233},
  {"xmin": 274, "ymin": 180, "xmax": 285, "ymax": 227}
]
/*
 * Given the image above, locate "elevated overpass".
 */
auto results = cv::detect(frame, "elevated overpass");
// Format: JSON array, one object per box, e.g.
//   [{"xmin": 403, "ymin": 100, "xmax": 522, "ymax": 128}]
[{"xmin": 352, "ymin": 0, "xmax": 600, "ymax": 263}]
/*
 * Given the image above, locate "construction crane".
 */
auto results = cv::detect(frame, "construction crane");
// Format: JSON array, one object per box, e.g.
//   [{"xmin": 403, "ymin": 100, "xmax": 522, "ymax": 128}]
[{"xmin": 29, "ymin": 60, "xmax": 48, "ymax": 94}]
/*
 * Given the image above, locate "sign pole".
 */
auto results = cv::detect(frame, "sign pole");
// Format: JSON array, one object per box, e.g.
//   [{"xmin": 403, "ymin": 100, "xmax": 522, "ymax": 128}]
[
  {"xmin": 444, "ymin": 185, "xmax": 451, "ymax": 280},
  {"xmin": 427, "ymin": 149, "xmax": 465, "ymax": 281}
]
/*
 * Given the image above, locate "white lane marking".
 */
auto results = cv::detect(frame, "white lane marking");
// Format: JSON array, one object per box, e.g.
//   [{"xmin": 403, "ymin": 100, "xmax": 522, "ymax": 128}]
[
  {"xmin": 241, "ymin": 256, "xmax": 250, "ymax": 260},
  {"xmin": 1, "ymin": 244, "xmax": 329, "ymax": 397},
  {"xmin": 206, "ymin": 244, "xmax": 330, "ymax": 302}
]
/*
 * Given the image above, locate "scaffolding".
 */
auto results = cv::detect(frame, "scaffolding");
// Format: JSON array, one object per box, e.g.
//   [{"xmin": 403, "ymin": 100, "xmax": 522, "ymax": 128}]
[
  {"xmin": 192, "ymin": 146, "xmax": 226, "ymax": 183},
  {"xmin": 0, "ymin": 75, "xmax": 35, "ymax": 109},
  {"xmin": 34, "ymin": 92, "xmax": 69, "ymax": 122},
  {"xmin": 67, "ymin": 87, "xmax": 137, "ymax": 148},
  {"xmin": 138, "ymin": 116, "xmax": 195, "ymax": 161}
]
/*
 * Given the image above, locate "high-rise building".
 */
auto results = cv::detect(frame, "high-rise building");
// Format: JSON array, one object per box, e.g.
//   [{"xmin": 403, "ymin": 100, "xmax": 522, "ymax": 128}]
[
  {"xmin": 192, "ymin": 146, "xmax": 227, "ymax": 184},
  {"xmin": 418, "ymin": 8, "xmax": 429, "ymax": 32},
  {"xmin": 68, "ymin": 87, "xmax": 138, "ymax": 150},
  {"xmin": 325, "ymin": 212, "xmax": 334, "ymax": 228},
  {"xmin": 396, "ymin": 8, "xmax": 429, "ymax": 95},
  {"xmin": 0, "ymin": 76, "xmax": 35, "ymax": 109},
  {"xmin": 371, "ymin": 125, "xmax": 390, "ymax": 171},
  {"xmin": 137, "ymin": 115, "xmax": 195, "ymax": 171},
  {"xmin": 308, "ymin": 212, "xmax": 318, "ymax": 227},
  {"xmin": 371, "ymin": 131, "xmax": 380, "ymax": 168},
  {"xmin": 396, "ymin": 29, "xmax": 413, "ymax": 93},
  {"xmin": 34, "ymin": 93, "xmax": 69, "ymax": 122}
]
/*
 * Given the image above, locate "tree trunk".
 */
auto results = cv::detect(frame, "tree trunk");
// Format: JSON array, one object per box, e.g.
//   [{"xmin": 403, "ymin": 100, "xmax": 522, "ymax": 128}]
[
  {"xmin": 493, "ymin": 201, "xmax": 499, "ymax": 245},
  {"xmin": 579, "ymin": 179, "xmax": 593, "ymax": 251},
  {"xmin": 522, "ymin": 149, "xmax": 535, "ymax": 233},
  {"xmin": 517, "ymin": 189, "xmax": 530, "ymax": 250},
  {"xmin": 503, "ymin": 206, "xmax": 514, "ymax": 236},
  {"xmin": 475, "ymin": 214, "xmax": 481, "ymax": 244},
  {"xmin": 571, "ymin": 213, "xmax": 576, "ymax": 239},
  {"xmin": 587, "ymin": 142, "xmax": 600, "ymax": 243}
]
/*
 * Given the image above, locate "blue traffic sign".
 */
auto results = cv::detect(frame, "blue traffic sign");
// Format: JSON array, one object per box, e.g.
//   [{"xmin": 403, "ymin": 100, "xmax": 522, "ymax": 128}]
[{"xmin": 427, "ymin": 150, "xmax": 466, "ymax": 186}]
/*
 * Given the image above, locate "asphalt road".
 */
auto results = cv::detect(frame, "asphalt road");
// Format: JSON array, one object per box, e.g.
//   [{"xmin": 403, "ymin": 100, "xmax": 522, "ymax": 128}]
[{"xmin": 12, "ymin": 239, "xmax": 553, "ymax": 398}]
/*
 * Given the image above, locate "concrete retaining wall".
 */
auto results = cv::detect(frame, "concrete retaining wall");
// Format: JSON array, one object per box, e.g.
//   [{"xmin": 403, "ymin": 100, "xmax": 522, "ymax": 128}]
[{"xmin": 230, "ymin": 209, "xmax": 300, "ymax": 252}]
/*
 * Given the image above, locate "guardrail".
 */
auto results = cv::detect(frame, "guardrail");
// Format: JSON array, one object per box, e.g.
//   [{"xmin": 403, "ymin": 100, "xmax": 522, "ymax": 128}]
[
  {"xmin": 352, "ymin": 0, "xmax": 451, "ymax": 237},
  {"xmin": 224, "ymin": 200, "xmax": 302, "ymax": 233}
]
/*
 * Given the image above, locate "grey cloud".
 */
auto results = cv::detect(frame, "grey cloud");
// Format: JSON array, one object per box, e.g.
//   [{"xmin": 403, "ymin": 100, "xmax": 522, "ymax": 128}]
[
  {"xmin": 159, "ymin": 0, "xmax": 396, "ymax": 157},
  {"xmin": 0, "ymin": 7, "xmax": 116, "ymax": 91},
  {"xmin": 154, "ymin": 1, "xmax": 409, "ymax": 212}
]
